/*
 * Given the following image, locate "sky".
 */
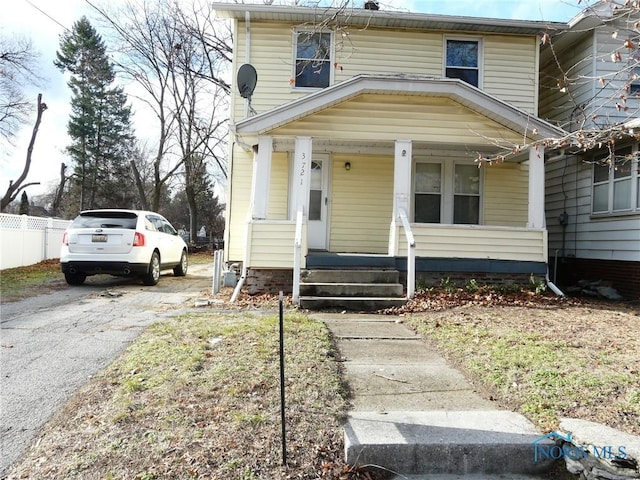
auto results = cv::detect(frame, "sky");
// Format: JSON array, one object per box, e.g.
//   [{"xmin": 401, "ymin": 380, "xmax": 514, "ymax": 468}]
[{"xmin": 0, "ymin": 0, "xmax": 585, "ymax": 203}]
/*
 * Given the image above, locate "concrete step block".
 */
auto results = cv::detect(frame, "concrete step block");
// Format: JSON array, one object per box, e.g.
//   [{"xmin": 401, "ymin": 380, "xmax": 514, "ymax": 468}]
[
  {"xmin": 302, "ymin": 269, "xmax": 400, "ymax": 284},
  {"xmin": 299, "ymin": 282, "xmax": 404, "ymax": 297},
  {"xmin": 299, "ymin": 296, "xmax": 407, "ymax": 311},
  {"xmin": 344, "ymin": 411, "xmax": 556, "ymax": 475}
]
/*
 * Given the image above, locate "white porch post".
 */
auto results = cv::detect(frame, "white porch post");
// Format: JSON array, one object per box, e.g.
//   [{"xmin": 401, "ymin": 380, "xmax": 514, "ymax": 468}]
[
  {"xmin": 292, "ymin": 136, "xmax": 312, "ymax": 304},
  {"xmin": 393, "ymin": 140, "xmax": 415, "ymax": 299},
  {"xmin": 293, "ymin": 136, "xmax": 313, "ymax": 216},
  {"xmin": 527, "ymin": 144, "xmax": 545, "ymax": 229},
  {"xmin": 393, "ymin": 140, "xmax": 412, "ymax": 221},
  {"xmin": 250, "ymin": 136, "xmax": 273, "ymax": 220}
]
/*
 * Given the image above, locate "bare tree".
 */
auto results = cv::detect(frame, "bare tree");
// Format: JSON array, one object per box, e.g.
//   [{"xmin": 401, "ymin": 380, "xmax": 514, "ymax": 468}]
[
  {"xmin": 1, "ymin": 94, "xmax": 46, "ymax": 211},
  {"xmin": 0, "ymin": 35, "xmax": 41, "ymax": 142},
  {"xmin": 87, "ymin": 0, "xmax": 231, "ymax": 214},
  {"xmin": 479, "ymin": 1, "xmax": 640, "ymax": 166}
]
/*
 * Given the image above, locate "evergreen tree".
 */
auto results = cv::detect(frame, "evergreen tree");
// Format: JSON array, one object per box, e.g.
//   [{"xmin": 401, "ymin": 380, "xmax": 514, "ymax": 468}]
[{"xmin": 55, "ymin": 17, "xmax": 137, "ymax": 211}]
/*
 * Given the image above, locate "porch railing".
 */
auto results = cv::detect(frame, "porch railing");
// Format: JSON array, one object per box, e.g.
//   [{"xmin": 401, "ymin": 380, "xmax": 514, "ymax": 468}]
[
  {"xmin": 398, "ymin": 209, "xmax": 416, "ymax": 299},
  {"xmin": 292, "ymin": 209, "xmax": 304, "ymax": 304}
]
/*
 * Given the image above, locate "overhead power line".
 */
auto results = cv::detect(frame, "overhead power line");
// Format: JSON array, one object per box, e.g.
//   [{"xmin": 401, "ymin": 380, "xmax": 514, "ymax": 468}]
[{"xmin": 23, "ymin": 0, "xmax": 71, "ymax": 33}]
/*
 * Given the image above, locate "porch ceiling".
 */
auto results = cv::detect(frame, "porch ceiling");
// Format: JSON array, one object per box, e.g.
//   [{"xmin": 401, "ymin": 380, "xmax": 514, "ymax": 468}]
[{"xmin": 232, "ymin": 75, "xmax": 567, "ymax": 150}]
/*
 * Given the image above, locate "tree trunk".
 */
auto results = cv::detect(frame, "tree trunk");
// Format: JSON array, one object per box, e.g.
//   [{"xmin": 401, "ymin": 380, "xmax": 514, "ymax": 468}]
[
  {"xmin": 51, "ymin": 163, "xmax": 67, "ymax": 217},
  {"xmin": 1, "ymin": 94, "xmax": 45, "ymax": 211}
]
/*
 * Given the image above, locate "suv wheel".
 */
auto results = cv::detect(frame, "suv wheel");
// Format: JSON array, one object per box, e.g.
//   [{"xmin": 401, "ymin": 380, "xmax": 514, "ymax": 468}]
[
  {"xmin": 142, "ymin": 251, "xmax": 160, "ymax": 286},
  {"xmin": 64, "ymin": 271, "xmax": 87, "ymax": 285},
  {"xmin": 173, "ymin": 250, "xmax": 188, "ymax": 277}
]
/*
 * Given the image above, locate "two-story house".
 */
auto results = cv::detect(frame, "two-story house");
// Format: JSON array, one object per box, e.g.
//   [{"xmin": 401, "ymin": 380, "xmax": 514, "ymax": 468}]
[
  {"xmin": 540, "ymin": 1, "xmax": 640, "ymax": 299},
  {"xmin": 215, "ymin": 2, "xmax": 567, "ymax": 307}
]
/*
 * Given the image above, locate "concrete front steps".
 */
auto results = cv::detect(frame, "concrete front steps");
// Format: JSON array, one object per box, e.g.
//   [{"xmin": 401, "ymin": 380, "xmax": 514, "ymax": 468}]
[
  {"xmin": 299, "ymin": 254, "xmax": 407, "ymax": 310},
  {"xmin": 299, "ymin": 268, "xmax": 407, "ymax": 310}
]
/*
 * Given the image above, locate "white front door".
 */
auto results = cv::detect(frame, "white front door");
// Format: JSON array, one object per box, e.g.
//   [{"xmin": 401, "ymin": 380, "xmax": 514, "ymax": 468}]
[{"xmin": 307, "ymin": 156, "xmax": 330, "ymax": 250}]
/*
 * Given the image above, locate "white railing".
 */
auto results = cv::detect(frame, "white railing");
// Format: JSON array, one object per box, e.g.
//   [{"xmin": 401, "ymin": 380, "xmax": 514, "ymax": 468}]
[
  {"xmin": 0, "ymin": 214, "xmax": 71, "ymax": 270},
  {"xmin": 398, "ymin": 209, "xmax": 416, "ymax": 299},
  {"xmin": 292, "ymin": 209, "xmax": 304, "ymax": 304}
]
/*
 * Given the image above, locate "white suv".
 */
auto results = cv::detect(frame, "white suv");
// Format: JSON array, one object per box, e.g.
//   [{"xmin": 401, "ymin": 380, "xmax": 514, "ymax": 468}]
[{"xmin": 60, "ymin": 209, "xmax": 188, "ymax": 286}]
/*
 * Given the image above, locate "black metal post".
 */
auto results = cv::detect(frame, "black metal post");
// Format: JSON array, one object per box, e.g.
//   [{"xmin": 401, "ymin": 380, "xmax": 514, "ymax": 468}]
[{"xmin": 279, "ymin": 291, "xmax": 287, "ymax": 466}]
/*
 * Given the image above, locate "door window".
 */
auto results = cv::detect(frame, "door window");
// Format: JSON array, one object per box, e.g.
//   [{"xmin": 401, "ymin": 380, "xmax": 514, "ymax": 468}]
[{"xmin": 309, "ymin": 160, "xmax": 323, "ymax": 221}]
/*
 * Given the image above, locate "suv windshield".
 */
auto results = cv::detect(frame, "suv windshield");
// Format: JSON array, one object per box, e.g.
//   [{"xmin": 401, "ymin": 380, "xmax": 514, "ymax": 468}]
[{"xmin": 71, "ymin": 212, "xmax": 138, "ymax": 229}]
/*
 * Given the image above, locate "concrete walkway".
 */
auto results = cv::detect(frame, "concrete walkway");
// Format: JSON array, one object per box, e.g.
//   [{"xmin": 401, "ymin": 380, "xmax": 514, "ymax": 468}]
[{"xmin": 314, "ymin": 313, "xmax": 563, "ymax": 478}]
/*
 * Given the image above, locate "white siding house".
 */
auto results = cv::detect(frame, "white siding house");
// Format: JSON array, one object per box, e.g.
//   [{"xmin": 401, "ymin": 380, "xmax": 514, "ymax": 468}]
[{"xmin": 540, "ymin": 3, "xmax": 640, "ymax": 299}]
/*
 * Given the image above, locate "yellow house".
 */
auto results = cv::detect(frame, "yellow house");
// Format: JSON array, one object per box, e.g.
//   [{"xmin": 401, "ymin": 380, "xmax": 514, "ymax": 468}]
[{"xmin": 215, "ymin": 3, "xmax": 567, "ymax": 308}]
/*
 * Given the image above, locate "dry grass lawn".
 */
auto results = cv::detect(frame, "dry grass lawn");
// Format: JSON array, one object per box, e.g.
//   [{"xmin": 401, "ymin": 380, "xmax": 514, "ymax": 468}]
[{"xmin": 3, "ymin": 260, "xmax": 639, "ymax": 479}]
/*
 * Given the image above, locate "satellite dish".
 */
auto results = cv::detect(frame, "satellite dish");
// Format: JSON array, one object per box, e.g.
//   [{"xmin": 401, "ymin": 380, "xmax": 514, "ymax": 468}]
[{"xmin": 237, "ymin": 64, "xmax": 257, "ymax": 99}]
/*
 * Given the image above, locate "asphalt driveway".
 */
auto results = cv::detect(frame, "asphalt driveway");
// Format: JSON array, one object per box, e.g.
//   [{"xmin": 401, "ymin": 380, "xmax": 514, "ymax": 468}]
[{"xmin": 0, "ymin": 263, "xmax": 213, "ymax": 476}]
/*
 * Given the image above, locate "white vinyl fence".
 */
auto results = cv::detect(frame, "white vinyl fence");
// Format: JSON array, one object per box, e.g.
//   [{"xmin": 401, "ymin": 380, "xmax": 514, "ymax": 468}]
[{"xmin": 0, "ymin": 214, "xmax": 72, "ymax": 270}]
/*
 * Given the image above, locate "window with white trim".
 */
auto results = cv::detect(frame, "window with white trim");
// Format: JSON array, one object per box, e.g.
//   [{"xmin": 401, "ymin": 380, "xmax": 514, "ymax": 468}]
[
  {"xmin": 414, "ymin": 160, "xmax": 482, "ymax": 224},
  {"xmin": 454, "ymin": 164, "xmax": 481, "ymax": 224},
  {"xmin": 294, "ymin": 30, "xmax": 332, "ymax": 89},
  {"xmin": 445, "ymin": 38, "xmax": 480, "ymax": 88},
  {"xmin": 627, "ymin": 38, "xmax": 640, "ymax": 96},
  {"xmin": 592, "ymin": 146, "xmax": 639, "ymax": 214},
  {"xmin": 414, "ymin": 163, "xmax": 442, "ymax": 223}
]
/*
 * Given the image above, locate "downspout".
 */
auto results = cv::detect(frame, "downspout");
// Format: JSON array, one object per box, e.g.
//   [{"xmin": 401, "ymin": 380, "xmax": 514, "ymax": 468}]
[
  {"xmin": 231, "ymin": 220, "xmax": 251, "ymax": 303},
  {"xmin": 546, "ymin": 270, "xmax": 565, "ymax": 297},
  {"xmin": 244, "ymin": 11, "xmax": 251, "ymax": 119},
  {"xmin": 546, "ymin": 151, "xmax": 567, "ymax": 297},
  {"xmin": 231, "ymin": 12, "xmax": 252, "ymax": 303}
]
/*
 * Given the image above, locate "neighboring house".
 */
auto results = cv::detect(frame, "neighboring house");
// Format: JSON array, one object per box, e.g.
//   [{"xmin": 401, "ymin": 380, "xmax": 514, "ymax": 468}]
[
  {"xmin": 215, "ymin": 2, "xmax": 567, "ymax": 307},
  {"xmin": 540, "ymin": 2, "xmax": 640, "ymax": 299}
]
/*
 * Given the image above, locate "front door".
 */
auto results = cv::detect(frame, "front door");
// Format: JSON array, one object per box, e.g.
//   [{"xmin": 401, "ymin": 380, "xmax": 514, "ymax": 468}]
[{"xmin": 307, "ymin": 156, "xmax": 330, "ymax": 250}]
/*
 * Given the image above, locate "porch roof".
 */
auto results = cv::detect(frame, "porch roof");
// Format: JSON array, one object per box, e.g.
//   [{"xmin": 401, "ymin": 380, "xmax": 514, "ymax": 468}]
[{"xmin": 231, "ymin": 75, "xmax": 568, "ymax": 145}]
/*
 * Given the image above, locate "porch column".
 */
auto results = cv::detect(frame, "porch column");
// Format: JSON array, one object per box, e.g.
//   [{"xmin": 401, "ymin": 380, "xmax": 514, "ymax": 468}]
[
  {"xmin": 393, "ymin": 140, "xmax": 412, "ymax": 219},
  {"xmin": 250, "ymin": 136, "xmax": 273, "ymax": 220},
  {"xmin": 527, "ymin": 144, "xmax": 545, "ymax": 229},
  {"xmin": 293, "ymin": 136, "xmax": 312, "ymax": 216}
]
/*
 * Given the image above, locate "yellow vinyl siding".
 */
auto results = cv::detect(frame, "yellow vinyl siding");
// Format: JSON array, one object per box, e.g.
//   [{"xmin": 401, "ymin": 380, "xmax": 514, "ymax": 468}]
[
  {"xmin": 233, "ymin": 23, "xmax": 300, "ymax": 120},
  {"xmin": 334, "ymin": 28, "xmax": 443, "ymax": 81},
  {"xmin": 272, "ymin": 95, "xmax": 525, "ymax": 145},
  {"xmin": 484, "ymin": 35, "xmax": 538, "ymax": 114},
  {"xmin": 268, "ymin": 152, "xmax": 289, "ymax": 220},
  {"xmin": 396, "ymin": 225, "xmax": 547, "ymax": 262},
  {"xmin": 248, "ymin": 221, "xmax": 299, "ymax": 268},
  {"xmin": 227, "ymin": 147, "xmax": 253, "ymax": 262},
  {"xmin": 483, "ymin": 162, "xmax": 528, "ymax": 226},
  {"xmin": 230, "ymin": 22, "xmax": 539, "ymax": 124},
  {"xmin": 330, "ymin": 154, "xmax": 393, "ymax": 253}
]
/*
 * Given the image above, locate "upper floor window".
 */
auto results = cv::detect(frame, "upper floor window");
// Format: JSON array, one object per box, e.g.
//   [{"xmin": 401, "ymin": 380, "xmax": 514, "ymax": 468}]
[
  {"xmin": 592, "ymin": 146, "xmax": 639, "ymax": 214},
  {"xmin": 626, "ymin": 37, "xmax": 640, "ymax": 96},
  {"xmin": 294, "ymin": 31, "xmax": 332, "ymax": 89},
  {"xmin": 445, "ymin": 38, "xmax": 480, "ymax": 88}
]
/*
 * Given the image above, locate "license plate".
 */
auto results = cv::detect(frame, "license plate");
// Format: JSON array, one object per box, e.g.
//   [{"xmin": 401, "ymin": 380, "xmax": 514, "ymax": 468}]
[{"xmin": 92, "ymin": 234, "xmax": 107, "ymax": 243}]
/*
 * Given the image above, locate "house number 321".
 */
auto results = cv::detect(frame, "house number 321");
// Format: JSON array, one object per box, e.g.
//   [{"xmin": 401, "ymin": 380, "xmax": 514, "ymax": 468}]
[{"xmin": 299, "ymin": 152, "xmax": 306, "ymax": 185}]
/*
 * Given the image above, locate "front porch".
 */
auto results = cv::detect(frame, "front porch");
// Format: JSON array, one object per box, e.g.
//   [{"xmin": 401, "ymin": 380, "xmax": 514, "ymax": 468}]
[
  {"xmin": 239, "ymin": 219, "xmax": 548, "ymax": 308},
  {"xmin": 227, "ymin": 75, "xmax": 563, "ymax": 306}
]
